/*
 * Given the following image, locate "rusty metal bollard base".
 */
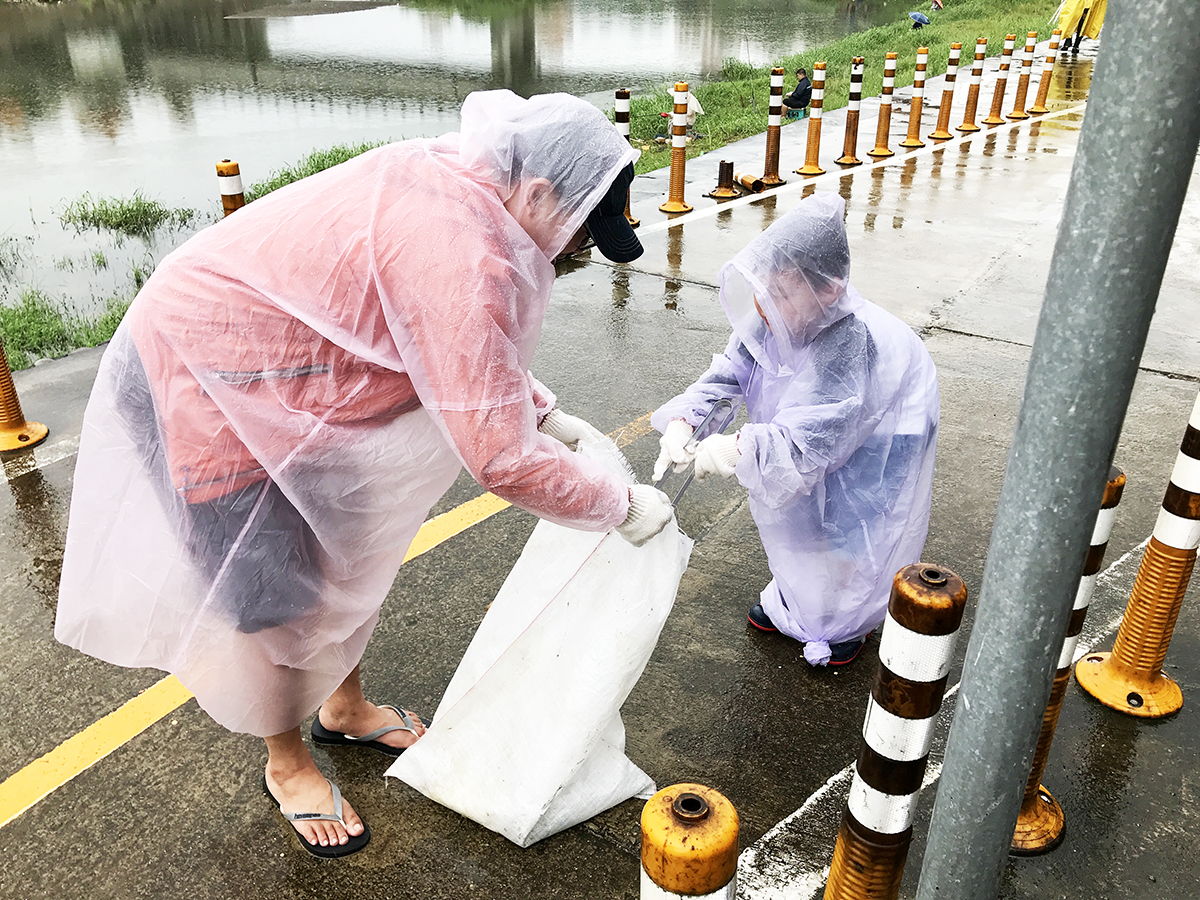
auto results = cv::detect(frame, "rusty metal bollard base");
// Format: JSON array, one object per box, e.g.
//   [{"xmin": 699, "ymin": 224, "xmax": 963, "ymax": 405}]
[
  {"xmin": 0, "ymin": 421, "xmax": 49, "ymax": 452},
  {"xmin": 1010, "ymin": 785, "xmax": 1066, "ymax": 855},
  {"xmin": 1074, "ymin": 651, "xmax": 1183, "ymax": 718}
]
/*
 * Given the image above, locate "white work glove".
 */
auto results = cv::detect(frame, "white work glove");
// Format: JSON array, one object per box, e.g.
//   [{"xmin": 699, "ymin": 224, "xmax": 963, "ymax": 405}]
[
  {"xmin": 539, "ymin": 408, "xmax": 606, "ymax": 451},
  {"xmin": 652, "ymin": 419, "xmax": 697, "ymax": 482},
  {"xmin": 693, "ymin": 432, "xmax": 741, "ymax": 482},
  {"xmin": 615, "ymin": 485, "xmax": 674, "ymax": 547}
]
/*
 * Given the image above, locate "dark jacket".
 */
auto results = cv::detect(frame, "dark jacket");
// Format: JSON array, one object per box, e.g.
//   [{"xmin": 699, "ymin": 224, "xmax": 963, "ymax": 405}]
[{"xmin": 783, "ymin": 77, "xmax": 812, "ymax": 109}]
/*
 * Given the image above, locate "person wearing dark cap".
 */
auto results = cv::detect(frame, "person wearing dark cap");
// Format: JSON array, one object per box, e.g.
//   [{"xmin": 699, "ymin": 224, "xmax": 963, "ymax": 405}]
[{"xmin": 55, "ymin": 90, "xmax": 672, "ymax": 860}]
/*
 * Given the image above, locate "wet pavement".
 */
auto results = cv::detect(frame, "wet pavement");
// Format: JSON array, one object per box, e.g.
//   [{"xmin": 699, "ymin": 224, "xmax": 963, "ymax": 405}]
[{"xmin": 3, "ymin": 42, "xmax": 1200, "ymax": 899}]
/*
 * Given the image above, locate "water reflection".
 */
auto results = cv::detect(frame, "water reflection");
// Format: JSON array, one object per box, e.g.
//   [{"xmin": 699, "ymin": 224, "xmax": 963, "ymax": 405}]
[{"xmin": 1, "ymin": 462, "xmax": 64, "ymax": 614}]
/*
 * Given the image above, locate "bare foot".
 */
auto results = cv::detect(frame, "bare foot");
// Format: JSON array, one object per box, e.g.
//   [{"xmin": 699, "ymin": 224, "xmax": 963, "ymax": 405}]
[
  {"xmin": 265, "ymin": 760, "xmax": 364, "ymax": 848},
  {"xmin": 317, "ymin": 701, "xmax": 427, "ymax": 753}
]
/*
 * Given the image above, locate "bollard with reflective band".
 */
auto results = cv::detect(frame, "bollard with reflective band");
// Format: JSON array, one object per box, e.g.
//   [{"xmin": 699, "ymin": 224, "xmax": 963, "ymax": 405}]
[
  {"xmin": 1007, "ymin": 32, "xmax": 1038, "ymax": 120},
  {"xmin": 836, "ymin": 58, "xmax": 866, "ymax": 166},
  {"xmin": 1076, "ymin": 392, "xmax": 1200, "ymax": 718},
  {"xmin": 615, "ymin": 89, "xmax": 640, "ymax": 227},
  {"xmin": 1027, "ymin": 30, "xmax": 1062, "ymax": 115},
  {"xmin": 706, "ymin": 160, "xmax": 741, "ymax": 199},
  {"xmin": 761, "ymin": 67, "xmax": 787, "ymax": 186},
  {"xmin": 982, "ymin": 35, "xmax": 1017, "ymax": 125},
  {"xmin": 1012, "ymin": 467, "xmax": 1126, "ymax": 855},
  {"xmin": 0, "ymin": 342, "xmax": 48, "ymax": 451},
  {"xmin": 659, "ymin": 82, "xmax": 694, "ymax": 214},
  {"xmin": 899, "ymin": 48, "xmax": 928, "ymax": 148},
  {"xmin": 929, "ymin": 44, "xmax": 962, "ymax": 141},
  {"xmin": 869, "ymin": 53, "xmax": 899, "ymax": 158},
  {"xmin": 641, "ymin": 784, "xmax": 738, "ymax": 899},
  {"xmin": 734, "ymin": 171, "xmax": 765, "ymax": 193},
  {"xmin": 824, "ymin": 565, "xmax": 968, "ymax": 900},
  {"xmin": 216, "ymin": 159, "xmax": 246, "ymax": 217},
  {"xmin": 957, "ymin": 39, "xmax": 987, "ymax": 133},
  {"xmin": 796, "ymin": 63, "xmax": 827, "ymax": 175}
]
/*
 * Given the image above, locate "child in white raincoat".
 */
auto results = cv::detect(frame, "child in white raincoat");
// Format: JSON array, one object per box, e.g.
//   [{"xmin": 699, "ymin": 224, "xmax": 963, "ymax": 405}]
[
  {"xmin": 55, "ymin": 90, "xmax": 675, "ymax": 858},
  {"xmin": 651, "ymin": 193, "xmax": 939, "ymax": 667}
]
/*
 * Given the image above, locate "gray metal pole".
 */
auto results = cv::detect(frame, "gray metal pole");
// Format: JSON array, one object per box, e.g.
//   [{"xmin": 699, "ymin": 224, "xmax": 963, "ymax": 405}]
[{"xmin": 915, "ymin": 3, "xmax": 1200, "ymax": 898}]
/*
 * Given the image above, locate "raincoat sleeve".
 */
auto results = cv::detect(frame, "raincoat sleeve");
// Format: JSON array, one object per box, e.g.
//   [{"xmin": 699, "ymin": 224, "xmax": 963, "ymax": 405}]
[
  {"xmin": 528, "ymin": 372, "xmax": 556, "ymax": 426},
  {"xmin": 736, "ymin": 315, "xmax": 892, "ymax": 510},
  {"xmin": 374, "ymin": 196, "xmax": 629, "ymax": 532},
  {"xmin": 650, "ymin": 332, "xmax": 750, "ymax": 433}
]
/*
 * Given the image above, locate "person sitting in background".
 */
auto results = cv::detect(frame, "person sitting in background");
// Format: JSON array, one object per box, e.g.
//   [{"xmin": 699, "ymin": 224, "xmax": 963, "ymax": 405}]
[{"xmin": 783, "ymin": 68, "xmax": 812, "ymax": 120}]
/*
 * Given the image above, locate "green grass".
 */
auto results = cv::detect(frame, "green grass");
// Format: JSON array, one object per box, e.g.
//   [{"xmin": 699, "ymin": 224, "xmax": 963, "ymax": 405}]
[
  {"xmin": 0, "ymin": 288, "xmax": 131, "ymax": 370},
  {"xmin": 245, "ymin": 140, "xmax": 387, "ymax": 202},
  {"xmin": 626, "ymin": 0, "xmax": 1060, "ymax": 174},
  {"xmin": 60, "ymin": 192, "xmax": 197, "ymax": 237}
]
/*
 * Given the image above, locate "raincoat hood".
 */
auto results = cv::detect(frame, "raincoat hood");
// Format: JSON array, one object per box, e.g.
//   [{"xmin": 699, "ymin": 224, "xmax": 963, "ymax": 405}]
[
  {"xmin": 460, "ymin": 90, "xmax": 640, "ymax": 261},
  {"xmin": 718, "ymin": 192, "xmax": 855, "ymax": 374}
]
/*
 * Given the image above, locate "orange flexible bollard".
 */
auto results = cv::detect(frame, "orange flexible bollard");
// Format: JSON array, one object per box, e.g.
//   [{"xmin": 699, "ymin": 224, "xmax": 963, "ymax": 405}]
[
  {"xmin": 0, "ymin": 342, "xmax": 48, "ymax": 451},
  {"xmin": 957, "ymin": 38, "xmax": 988, "ymax": 132},
  {"xmin": 1007, "ymin": 32, "xmax": 1038, "ymax": 120},
  {"xmin": 1076, "ymin": 393, "xmax": 1200, "ymax": 718},
  {"xmin": 868, "ymin": 53, "xmax": 899, "ymax": 158},
  {"xmin": 734, "ymin": 171, "xmax": 765, "ymax": 193},
  {"xmin": 796, "ymin": 62, "xmax": 827, "ymax": 175},
  {"xmin": 761, "ymin": 67, "xmax": 787, "ymax": 186},
  {"xmin": 899, "ymin": 48, "xmax": 928, "ymax": 148},
  {"xmin": 614, "ymin": 89, "xmax": 640, "ymax": 226},
  {"xmin": 1028, "ymin": 30, "xmax": 1063, "ymax": 114},
  {"xmin": 824, "ymin": 565, "xmax": 968, "ymax": 900},
  {"xmin": 641, "ymin": 784, "xmax": 738, "ymax": 899},
  {"xmin": 659, "ymin": 82, "xmax": 693, "ymax": 214},
  {"xmin": 982, "ymin": 35, "xmax": 1017, "ymax": 125},
  {"xmin": 1012, "ymin": 467, "xmax": 1126, "ymax": 855},
  {"xmin": 216, "ymin": 159, "xmax": 245, "ymax": 217},
  {"xmin": 836, "ymin": 57, "xmax": 866, "ymax": 167},
  {"xmin": 929, "ymin": 43, "xmax": 962, "ymax": 141},
  {"xmin": 706, "ymin": 160, "xmax": 740, "ymax": 199}
]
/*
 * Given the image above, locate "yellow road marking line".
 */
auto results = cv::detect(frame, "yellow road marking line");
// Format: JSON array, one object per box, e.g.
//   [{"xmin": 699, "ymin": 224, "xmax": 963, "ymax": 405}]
[
  {"xmin": 0, "ymin": 412, "xmax": 657, "ymax": 828},
  {"xmin": 0, "ymin": 676, "xmax": 193, "ymax": 827}
]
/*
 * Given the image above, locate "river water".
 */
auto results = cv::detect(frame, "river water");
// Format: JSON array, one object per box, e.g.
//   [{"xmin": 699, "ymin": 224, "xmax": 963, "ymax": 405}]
[{"xmin": 0, "ymin": 0, "xmax": 891, "ymax": 319}]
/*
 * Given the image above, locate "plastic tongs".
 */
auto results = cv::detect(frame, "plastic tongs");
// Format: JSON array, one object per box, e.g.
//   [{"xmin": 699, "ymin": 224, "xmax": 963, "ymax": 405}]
[{"xmin": 653, "ymin": 398, "xmax": 738, "ymax": 507}]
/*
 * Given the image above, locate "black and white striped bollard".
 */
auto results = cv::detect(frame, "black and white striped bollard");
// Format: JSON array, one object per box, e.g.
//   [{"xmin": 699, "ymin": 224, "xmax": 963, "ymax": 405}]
[{"xmin": 836, "ymin": 57, "xmax": 866, "ymax": 167}]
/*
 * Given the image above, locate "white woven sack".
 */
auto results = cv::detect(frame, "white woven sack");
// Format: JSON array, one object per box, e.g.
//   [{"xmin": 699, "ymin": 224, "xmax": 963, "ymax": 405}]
[{"xmin": 387, "ymin": 436, "xmax": 693, "ymax": 846}]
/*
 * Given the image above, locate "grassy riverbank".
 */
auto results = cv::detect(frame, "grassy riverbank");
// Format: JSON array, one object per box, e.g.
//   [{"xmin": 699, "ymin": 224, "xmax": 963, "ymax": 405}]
[{"xmin": 629, "ymin": 0, "xmax": 1059, "ymax": 174}]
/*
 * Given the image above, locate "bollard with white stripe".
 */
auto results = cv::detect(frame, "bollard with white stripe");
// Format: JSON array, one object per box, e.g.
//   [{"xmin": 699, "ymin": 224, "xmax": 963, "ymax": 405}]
[
  {"xmin": 761, "ymin": 67, "xmax": 787, "ymax": 186},
  {"xmin": 642, "ymin": 784, "xmax": 738, "ymax": 899},
  {"xmin": 836, "ymin": 57, "xmax": 866, "ymax": 166},
  {"xmin": 982, "ymin": 35, "xmax": 1017, "ymax": 125},
  {"xmin": 868, "ymin": 53, "xmax": 899, "ymax": 158},
  {"xmin": 217, "ymin": 159, "xmax": 246, "ymax": 217},
  {"xmin": 899, "ymin": 48, "xmax": 928, "ymax": 149},
  {"xmin": 734, "ymin": 170, "xmax": 765, "ymax": 193},
  {"xmin": 957, "ymin": 38, "xmax": 988, "ymax": 133},
  {"xmin": 615, "ymin": 89, "xmax": 640, "ymax": 226},
  {"xmin": 928, "ymin": 43, "xmax": 962, "ymax": 141},
  {"xmin": 1012, "ymin": 466, "xmax": 1126, "ymax": 855},
  {"xmin": 1076, "ymin": 392, "xmax": 1200, "ymax": 718},
  {"xmin": 1027, "ymin": 30, "xmax": 1063, "ymax": 115},
  {"xmin": 659, "ymin": 82, "xmax": 694, "ymax": 214},
  {"xmin": 796, "ymin": 62, "xmax": 827, "ymax": 175},
  {"xmin": 823, "ymin": 565, "xmax": 968, "ymax": 900},
  {"xmin": 1007, "ymin": 32, "xmax": 1039, "ymax": 120},
  {"xmin": 706, "ymin": 160, "xmax": 741, "ymax": 199}
]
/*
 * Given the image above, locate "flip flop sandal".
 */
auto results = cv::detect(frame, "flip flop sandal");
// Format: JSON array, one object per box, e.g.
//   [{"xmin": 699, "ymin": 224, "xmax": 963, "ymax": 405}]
[
  {"xmin": 311, "ymin": 704, "xmax": 424, "ymax": 757},
  {"xmin": 263, "ymin": 777, "xmax": 371, "ymax": 859}
]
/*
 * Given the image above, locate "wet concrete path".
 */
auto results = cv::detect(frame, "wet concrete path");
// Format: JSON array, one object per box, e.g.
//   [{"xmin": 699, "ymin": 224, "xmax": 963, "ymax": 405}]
[{"xmin": 3, "ymin": 45, "xmax": 1200, "ymax": 899}]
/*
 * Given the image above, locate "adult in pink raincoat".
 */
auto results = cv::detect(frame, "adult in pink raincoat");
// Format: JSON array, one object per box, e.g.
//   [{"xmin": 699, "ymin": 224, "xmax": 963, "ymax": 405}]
[
  {"xmin": 651, "ymin": 194, "xmax": 939, "ymax": 667},
  {"xmin": 56, "ymin": 90, "xmax": 674, "ymax": 857}
]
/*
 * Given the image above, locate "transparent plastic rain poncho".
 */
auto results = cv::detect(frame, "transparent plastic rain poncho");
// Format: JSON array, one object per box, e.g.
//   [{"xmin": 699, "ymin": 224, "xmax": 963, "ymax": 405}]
[
  {"xmin": 56, "ymin": 90, "xmax": 639, "ymax": 737},
  {"xmin": 651, "ymin": 194, "xmax": 940, "ymax": 665}
]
